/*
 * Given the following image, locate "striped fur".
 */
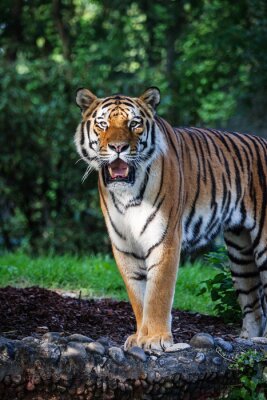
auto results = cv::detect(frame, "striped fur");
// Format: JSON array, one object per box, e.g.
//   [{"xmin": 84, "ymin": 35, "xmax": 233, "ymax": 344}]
[{"xmin": 75, "ymin": 87, "xmax": 267, "ymax": 350}]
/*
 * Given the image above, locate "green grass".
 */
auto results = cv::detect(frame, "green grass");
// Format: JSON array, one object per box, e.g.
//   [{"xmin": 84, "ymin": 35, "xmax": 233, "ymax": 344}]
[{"xmin": 0, "ymin": 252, "xmax": 218, "ymax": 315}]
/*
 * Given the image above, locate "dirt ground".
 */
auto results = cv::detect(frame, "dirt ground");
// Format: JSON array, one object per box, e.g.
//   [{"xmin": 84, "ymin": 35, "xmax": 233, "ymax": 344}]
[{"xmin": 0, "ymin": 286, "xmax": 239, "ymax": 344}]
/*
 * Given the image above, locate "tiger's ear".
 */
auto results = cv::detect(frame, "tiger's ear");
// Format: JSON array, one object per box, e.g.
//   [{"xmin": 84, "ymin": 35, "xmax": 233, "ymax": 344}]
[
  {"xmin": 139, "ymin": 87, "xmax": 160, "ymax": 112},
  {"xmin": 76, "ymin": 88, "xmax": 97, "ymax": 113}
]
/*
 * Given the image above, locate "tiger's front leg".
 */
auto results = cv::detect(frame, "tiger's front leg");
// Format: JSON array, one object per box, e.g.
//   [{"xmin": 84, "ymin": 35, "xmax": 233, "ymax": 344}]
[
  {"xmin": 137, "ymin": 235, "xmax": 181, "ymax": 351},
  {"xmin": 112, "ymin": 247, "xmax": 147, "ymax": 349}
]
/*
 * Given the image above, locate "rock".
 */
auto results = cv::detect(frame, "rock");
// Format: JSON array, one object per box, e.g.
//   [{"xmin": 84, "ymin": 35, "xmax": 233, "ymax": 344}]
[
  {"xmin": 190, "ymin": 333, "xmax": 214, "ymax": 349},
  {"xmin": 21, "ymin": 337, "xmax": 40, "ymax": 344},
  {"xmin": 127, "ymin": 346, "xmax": 147, "ymax": 362},
  {"xmin": 145, "ymin": 349, "xmax": 164, "ymax": 356},
  {"xmin": 0, "ymin": 342, "xmax": 15, "ymax": 361},
  {"xmin": 159, "ymin": 356, "xmax": 178, "ymax": 368},
  {"xmin": 98, "ymin": 337, "xmax": 110, "ymax": 347},
  {"xmin": 63, "ymin": 342, "xmax": 87, "ymax": 360},
  {"xmin": 155, "ymin": 372, "xmax": 161, "ymax": 382},
  {"xmin": 42, "ymin": 332, "xmax": 64, "ymax": 343},
  {"xmin": 85, "ymin": 341, "xmax": 105, "ymax": 355},
  {"xmin": 147, "ymin": 371, "xmax": 155, "ymax": 383},
  {"xmin": 26, "ymin": 381, "xmax": 35, "ymax": 391},
  {"xmin": 67, "ymin": 334, "xmax": 93, "ymax": 343},
  {"xmin": 178, "ymin": 356, "xmax": 191, "ymax": 364},
  {"xmin": 108, "ymin": 347, "xmax": 126, "ymax": 365},
  {"xmin": 251, "ymin": 337, "xmax": 267, "ymax": 345},
  {"xmin": 11, "ymin": 374, "xmax": 22, "ymax": 384},
  {"xmin": 214, "ymin": 338, "xmax": 233, "ymax": 353},
  {"xmin": 235, "ymin": 338, "xmax": 254, "ymax": 346},
  {"xmin": 195, "ymin": 352, "xmax": 206, "ymax": 363},
  {"xmin": 35, "ymin": 326, "xmax": 49, "ymax": 334},
  {"xmin": 165, "ymin": 381, "xmax": 173, "ymax": 389},
  {"xmin": 212, "ymin": 356, "xmax": 222, "ymax": 366},
  {"xmin": 40, "ymin": 342, "xmax": 60, "ymax": 361},
  {"xmin": 165, "ymin": 343, "xmax": 190, "ymax": 352}
]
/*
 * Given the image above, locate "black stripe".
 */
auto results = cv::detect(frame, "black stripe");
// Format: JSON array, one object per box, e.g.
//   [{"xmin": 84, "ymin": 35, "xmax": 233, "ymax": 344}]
[
  {"xmin": 231, "ymin": 270, "xmax": 259, "ymax": 278},
  {"xmin": 224, "ymin": 237, "xmax": 244, "ymax": 251},
  {"xmin": 147, "ymin": 262, "xmax": 160, "ymax": 272},
  {"xmin": 243, "ymin": 303, "xmax": 261, "ymax": 317},
  {"xmin": 130, "ymin": 273, "xmax": 146, "ymax": 281},
  {"xmin": 152, "ymin": 157, "xmax": 164, "ymax": 207},
  {"xmin": 115, "ymin": 207, "xmax": 173, "ymax": 260},
  {"xmin": 156, "ymin": 117, "xmax": 179, "ymax": 163},
  {"xmin": 191, "ymin": 130, "xmax": 207, "ymax": 184},
  {"xmin": 193, "ymin": 128, "xmax": 212, "ymax": 158},
  {"xmin": 258, "ymin": 260, "xmax": 267, "ymax": 272},
  {"xmin": 140, "ymin": 195, "xmax": 165, "ymax": 235},
  {"xmin": 205, "ymin": 129, "xmax": 223, "ymax": 163},
  {"xmin": 102, "ymin": 101, "xmax": 116, "ymax": 109},
  {"xmin": 221, "ymin": 190, "xmax": 232, "ymax": 223},
  {"xmin": 114, "ymin": 247, "xmax": 145, "ymax": 260},
  {"xmin": 111, "ymin": 193, "xmax": 124, "ymax": 214},
  {"xmin": 243, "ymin": 297, "xmax": 261, "ymax": 311},
  {"xmin": 207, "ymin": 160, "xmax": 216, "ymax": 207},
  {"xmin": 251, "ymin": 140, "xmax": 267, "ymax": 248},
  {"xmin": 233, "ymin": 158, "xmax": 242, "ymax": 206},
  {"xmin": 257, "ymin": 246, "xmax": 267, "ymax": 259},
  {"xmin": 120, "ymin": 101, "xmax": 136, "ymax": 108},
  {"xmin": 80, "ymin": 122, "xmax": 85, "ymax": 146},
  {"xmin": 125, "ymin": 165, "xmax": 151, "ymax": 208},
  {"xmin": 211, "ymin": 129, "xmax": 232, "ymax": 153},
  {"xmin": 236, "ymin": 282, "xmax": 261, "ymax": 296},
  {"xmin": 184, "ymin": 133, "xmax": 202, "ymax": 233},
  {"xmin": 239, "ymin": 199, "xmax": 247, "ymax": 226},
  {"xmin": 99, "ymin": 186, "xmax": 126, "ymax": 240},
  {"xmin": 86, "ymin": 120, "xmax": 91, "ymax": 139},
  {"xmin": 220, "ymin": 152, "xmax": 231, "ymax": 185},
  {"xmin": 228, "ymin": 253, "xmax": 254, "ymax": 266},
  {"xmin": 225, "ymin": 134, "xmax": 244, "ymax": 172},
  {"xmin": 221, "ymin": 174, "xmax": 228, "ymax": 210}
]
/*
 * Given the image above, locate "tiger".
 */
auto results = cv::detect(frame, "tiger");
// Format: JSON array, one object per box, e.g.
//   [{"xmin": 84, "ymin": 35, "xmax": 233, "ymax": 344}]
[{"xmin": 75, "ymin": 87, "xmax": 267, "ymax": 351}]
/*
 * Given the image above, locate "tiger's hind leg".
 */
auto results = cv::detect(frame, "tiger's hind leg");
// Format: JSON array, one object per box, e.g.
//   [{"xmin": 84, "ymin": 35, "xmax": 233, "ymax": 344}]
[
  {"xmin": 253, "ymin": 237, "xmax": 267, "ymax": 336},
  {"xmin": 224, "ymin": 229, "xmax": 266, "ymax": 338}
]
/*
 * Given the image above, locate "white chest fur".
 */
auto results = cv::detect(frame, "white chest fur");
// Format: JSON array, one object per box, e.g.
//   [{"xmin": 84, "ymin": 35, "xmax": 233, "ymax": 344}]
[{"xmin": 106, "ymin": 195, "xmax": 167, "ymax": 258}]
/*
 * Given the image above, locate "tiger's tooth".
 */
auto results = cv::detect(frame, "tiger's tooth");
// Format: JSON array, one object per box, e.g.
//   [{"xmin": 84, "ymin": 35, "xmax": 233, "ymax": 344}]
[{"xmin": 108, "ymin": 166, "xmax": 114, "ymax": 177}]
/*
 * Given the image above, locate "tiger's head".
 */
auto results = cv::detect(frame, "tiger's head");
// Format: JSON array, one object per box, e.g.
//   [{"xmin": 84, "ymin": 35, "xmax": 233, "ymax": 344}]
[{"xmin": 75, "ymin": 88, "xmax": 166, "ymax": 189}]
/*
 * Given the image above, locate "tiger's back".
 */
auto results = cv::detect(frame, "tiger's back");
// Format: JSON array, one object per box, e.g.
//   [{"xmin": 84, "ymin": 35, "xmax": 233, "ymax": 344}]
[
  {"xmin": 175, "ymin": 126, "xmax": 267, "ymax": 251},
  {"xmin": 75, "ymin": 87, "xmax": 267, "ymax": 350}
]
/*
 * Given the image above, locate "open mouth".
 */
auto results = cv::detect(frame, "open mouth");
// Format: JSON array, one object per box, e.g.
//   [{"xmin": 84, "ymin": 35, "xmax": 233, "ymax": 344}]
[{"xmin": 103, "ymin": 158, "xmax": 135, "ymax": 185}]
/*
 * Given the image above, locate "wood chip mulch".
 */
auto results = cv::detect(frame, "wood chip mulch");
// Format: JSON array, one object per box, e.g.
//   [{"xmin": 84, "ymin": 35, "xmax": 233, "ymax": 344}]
[{"xmin": 0, "ymin": 286, "xmax": 239, "ymax": 345}]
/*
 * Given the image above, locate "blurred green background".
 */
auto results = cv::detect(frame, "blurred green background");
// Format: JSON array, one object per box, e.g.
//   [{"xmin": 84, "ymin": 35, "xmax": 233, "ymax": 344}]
[{"xmin": 1, "ymin": 0, "xmax": 267, "ymax": 255}]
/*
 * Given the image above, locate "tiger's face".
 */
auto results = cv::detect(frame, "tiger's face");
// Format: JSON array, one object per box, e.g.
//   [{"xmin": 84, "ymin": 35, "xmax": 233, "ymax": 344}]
[{"xmin": 75, "ymin": 88, "xmax": 165, "ymax": 188}]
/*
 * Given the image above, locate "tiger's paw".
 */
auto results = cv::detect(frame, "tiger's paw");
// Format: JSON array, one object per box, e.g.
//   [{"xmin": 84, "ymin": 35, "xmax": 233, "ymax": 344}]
[
  {"xmin": 137, "ymin": 333, "xmax": 173, "ymax": 351},
  {"xmin": 124, "ymin": 333, "xmax": 139, "ymax": 350}
]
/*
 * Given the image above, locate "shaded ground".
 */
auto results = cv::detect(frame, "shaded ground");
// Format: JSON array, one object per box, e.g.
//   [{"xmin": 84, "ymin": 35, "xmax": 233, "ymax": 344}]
[{"xmin": 0, "ymin": 286, "xmax": 239, "ymax": 344}]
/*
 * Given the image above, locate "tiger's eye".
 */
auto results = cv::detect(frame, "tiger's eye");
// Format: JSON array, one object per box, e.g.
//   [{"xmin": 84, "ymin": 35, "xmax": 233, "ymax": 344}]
[
  {"xmin": 99, "ymin": 121, "xmax": 108, "ymax": 129},
  {"xmin": 130, "ymin": 120, "xmax": 139, "ymax": 129}
]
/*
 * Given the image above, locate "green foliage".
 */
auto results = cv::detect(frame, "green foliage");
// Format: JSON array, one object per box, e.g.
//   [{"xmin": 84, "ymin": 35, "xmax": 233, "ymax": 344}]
[
  {"xmin": 228, "ymin": 350, "xmax": 267, "ymax": 399},
  {"xmin": 1, "ymin": 0, "xmax": 267, "ymax": 253},
  {"xmin": 198, "ymin": 247, "xmax": 241, "ymax": 321},
  {"xmin": 0, "ymin": 252, "xmax": 217, "ymax": 314}
]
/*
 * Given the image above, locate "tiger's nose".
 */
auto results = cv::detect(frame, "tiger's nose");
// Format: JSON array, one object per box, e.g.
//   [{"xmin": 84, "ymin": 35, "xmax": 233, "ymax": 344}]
[{"xmin": 108, "ymin": 142, "xmax": 130, "ymax": 153}]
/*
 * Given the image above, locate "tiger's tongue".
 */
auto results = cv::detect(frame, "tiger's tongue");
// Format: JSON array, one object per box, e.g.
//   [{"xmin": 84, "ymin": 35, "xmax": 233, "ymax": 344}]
[{"xmin": 108, "ymin": 159, "xmax": 129, "ymax": 178}]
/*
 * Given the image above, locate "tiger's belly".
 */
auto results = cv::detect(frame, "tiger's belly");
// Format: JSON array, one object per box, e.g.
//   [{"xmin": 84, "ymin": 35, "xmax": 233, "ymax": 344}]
[{"xmin": 181, "ymin": 202, "xmax": 254, "ymax": 251}]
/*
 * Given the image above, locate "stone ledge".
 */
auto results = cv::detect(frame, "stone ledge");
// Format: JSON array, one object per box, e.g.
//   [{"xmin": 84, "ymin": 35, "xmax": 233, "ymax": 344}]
[{"xmin": 0, "ymin": 333, "xmax": 266, "ymax": 399}]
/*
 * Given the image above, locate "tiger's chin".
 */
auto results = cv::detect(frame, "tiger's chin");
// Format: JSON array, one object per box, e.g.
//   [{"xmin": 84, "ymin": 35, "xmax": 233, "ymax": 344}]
[{"xmin": 102, "ymin": 159, "xmax": 136, "ymax": 187}]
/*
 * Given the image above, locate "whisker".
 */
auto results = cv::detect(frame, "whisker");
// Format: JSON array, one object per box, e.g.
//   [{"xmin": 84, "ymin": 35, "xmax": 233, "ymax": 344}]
[
  {"xmin": 75, "ymin": 158, "xmax": 85, "ymax": 165},
  {"xmin": 81, "ymin": 165, "xmax": 93, "ymax": 183}
]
